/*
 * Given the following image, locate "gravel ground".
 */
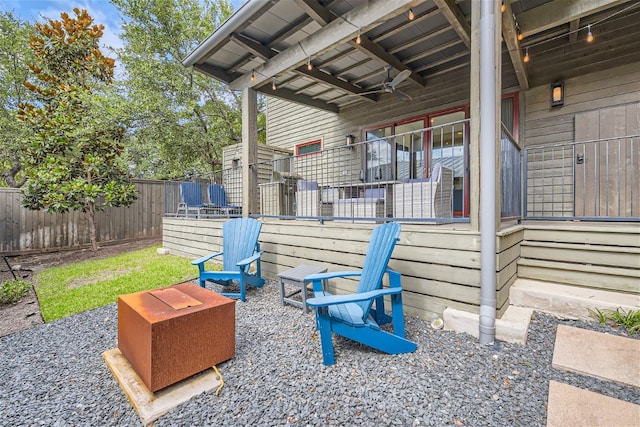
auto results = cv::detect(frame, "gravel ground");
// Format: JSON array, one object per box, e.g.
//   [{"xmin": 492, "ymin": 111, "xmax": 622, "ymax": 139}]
[{"xmin": 1, "ymin": 281, "xmax": 638, "ymax": 427}]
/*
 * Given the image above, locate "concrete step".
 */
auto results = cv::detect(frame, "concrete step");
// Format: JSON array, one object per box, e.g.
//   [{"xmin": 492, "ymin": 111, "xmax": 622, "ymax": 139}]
[
  {"xmin": 510, "ymin": 278, "xmax": 640, "ymax": 320},
  {"xmin": 443, "ymin": 305, "xmax": 534, "ymax": 344}
]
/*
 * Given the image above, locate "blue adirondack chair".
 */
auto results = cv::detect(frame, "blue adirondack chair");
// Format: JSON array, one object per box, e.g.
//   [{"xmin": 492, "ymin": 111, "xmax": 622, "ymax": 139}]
[
  {"xmin": 207, "ymin": 184, "xmax": 242, "ymax": 217},
  {"xmin": 305, "ymin": 222, "xmax": 417, "ymax": 365},
  {"xmin": 177, "ymin": 182, "xmax": 208, "ymax": 217},
  {"xmin": 191, "ymin": 218, "xmax": 265, "ymax": 301}
]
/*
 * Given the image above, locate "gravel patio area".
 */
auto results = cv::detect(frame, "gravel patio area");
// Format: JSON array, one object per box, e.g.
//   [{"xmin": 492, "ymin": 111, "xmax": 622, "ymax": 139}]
[{"xmin": 1, "ymin": 280, "xmax": 638, "ymax": 426}]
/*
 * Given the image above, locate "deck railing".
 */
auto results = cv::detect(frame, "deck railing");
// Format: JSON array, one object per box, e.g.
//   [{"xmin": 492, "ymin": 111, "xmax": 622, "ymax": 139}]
[
  {"xmin": 501, "ymin": 126, "xmax": 521, "ymax": 219},
  {"xmin": 523, "ymin": 135, "xmax": 639, "ymax": 220},
  {"xmin": 252, "ymin": 120, "xmax": 470, "ymax": 223},
  {"xmin": 164, "ymin": 167, "xmax": 243, "ymax": 218}
]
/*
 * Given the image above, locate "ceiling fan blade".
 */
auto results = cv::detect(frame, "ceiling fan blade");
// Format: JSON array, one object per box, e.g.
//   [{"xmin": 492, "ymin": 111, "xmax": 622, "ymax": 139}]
[
  {"xmin": 354, "ymin": 89, "xmax": 385, "ymax": 96},
  {"xmin": 390, "ymin": 69, "xmax": 411, "ymax": 87},
  {"xmin": 393, "ymin": 89, "xmax": 412, "ymax": 102}
]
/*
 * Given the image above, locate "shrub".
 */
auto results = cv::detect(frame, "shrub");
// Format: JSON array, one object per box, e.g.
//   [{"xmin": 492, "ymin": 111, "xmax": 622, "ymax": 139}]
[
  {"xmin": 588, "ymin": 307, "xmax": 640, "ymax": 335},
  {"xmin": 0, "ymin": 279, "xmax": 31, "ymax": 305}
]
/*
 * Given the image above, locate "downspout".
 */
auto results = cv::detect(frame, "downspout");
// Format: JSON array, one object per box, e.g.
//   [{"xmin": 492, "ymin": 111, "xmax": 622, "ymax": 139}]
[{"xmin": 479, "ymin": 0, "xmax": 497, "ymax": 345}]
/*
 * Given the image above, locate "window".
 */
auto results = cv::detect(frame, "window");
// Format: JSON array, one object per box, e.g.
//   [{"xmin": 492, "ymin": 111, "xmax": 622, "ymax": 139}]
[
  {"xmin": 363, "ymin": 98, "xmax": 518, "ymax": 218},
  {"xmin": 296, "ymin": 139, "xmax": 322, "ymax": 156}
]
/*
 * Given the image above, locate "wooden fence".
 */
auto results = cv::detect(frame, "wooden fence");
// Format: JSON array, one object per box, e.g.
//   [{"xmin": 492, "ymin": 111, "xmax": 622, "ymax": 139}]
[{"xmin": 0, "ymin": 179, "xmax": 165, "ymax": 254}]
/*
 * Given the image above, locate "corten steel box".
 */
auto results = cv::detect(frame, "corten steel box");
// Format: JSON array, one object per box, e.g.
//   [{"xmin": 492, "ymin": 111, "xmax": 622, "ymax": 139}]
[{"xmin": 118, "ymin": 282, "xmax": 235, "ymax": 392}]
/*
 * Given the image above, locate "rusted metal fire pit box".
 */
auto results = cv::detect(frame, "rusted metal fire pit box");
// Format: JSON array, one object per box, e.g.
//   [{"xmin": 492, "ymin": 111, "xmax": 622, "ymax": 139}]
[{"xmin": 118, "ymin": 282, "xmax": 235, "ymax": 392}]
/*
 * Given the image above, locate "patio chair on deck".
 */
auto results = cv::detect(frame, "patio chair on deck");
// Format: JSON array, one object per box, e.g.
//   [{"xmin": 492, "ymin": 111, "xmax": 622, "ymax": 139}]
[
  {"xmin": 333, "ymin": 188, "xmax": 386, "ymax": 222},
  {"xmin": 305, "ymin": 222, "xmax": 417, "ymax": 365},
  {"xmin": 191, "ymin": 218, "xmax": 265, "ymax": 302},
  {"xmin": 393, "ymin": 163, "xmax": 453, "ymax": 220},
  {"xmin": 207, "ymin": 184, "xmax": 242, "ymax": 217},
  {"xmin": 295, "ymin": 180, "xmax": 338, "ymax": 218},
  {"xmin": 177, "ymin": 182, "xmax": 208, "ymax": 218}
]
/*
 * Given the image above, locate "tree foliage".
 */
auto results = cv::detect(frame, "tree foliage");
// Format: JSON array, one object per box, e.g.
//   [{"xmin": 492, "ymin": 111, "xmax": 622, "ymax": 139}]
[
  {"xmin": 0, "ymin": 12, "xmax": 33, "ymax": 187},
  {"xmin": 112, "ymin": 0, "xmax": 265, "ymax": 179},
  {"xmin": 18, "ymin": 9, "xmax": 137, "ymax": 251}
]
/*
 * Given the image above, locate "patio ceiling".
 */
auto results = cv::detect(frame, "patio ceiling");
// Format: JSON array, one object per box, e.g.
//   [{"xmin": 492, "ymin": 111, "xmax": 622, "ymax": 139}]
[{"xmin": 184, "ymin": 0, "xmax": 640, "ymax": 113}]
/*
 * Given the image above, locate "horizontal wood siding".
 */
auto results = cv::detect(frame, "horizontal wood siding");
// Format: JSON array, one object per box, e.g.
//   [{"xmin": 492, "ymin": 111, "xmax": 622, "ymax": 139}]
[
  {"xmin": 523, "ymin": 63, "xmax": 640, "ymax": 217},
  {"xmin": 518, "ymin": 224, "xmax": 640, "ymax": 294},
  {"xmin": 0, "ymin": 180, "xmax": 164, "ymax": 254},
  {"xmin": 266, "ymin": 67, "xmax": 472, "ymax": 151},
  {"xmin": 163, "ymin": 218, "xmax": 486, "ymax": 320}
]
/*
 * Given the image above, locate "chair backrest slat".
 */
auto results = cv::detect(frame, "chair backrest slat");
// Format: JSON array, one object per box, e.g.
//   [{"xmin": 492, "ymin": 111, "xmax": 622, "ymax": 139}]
[
  {"xmin": 208, "ymin": 184, "xmax": 228, "ymax": 207},
  {"xmin": 180, "ymin": 182, "xmax": 204, "ymax": 207},
  {"xmin": 355, "ymin": 222, "xmax": 401, "ymax": 314},
  {"xmin": 222, "ymin": 218, "xmax": 262, "ymax": 271}
]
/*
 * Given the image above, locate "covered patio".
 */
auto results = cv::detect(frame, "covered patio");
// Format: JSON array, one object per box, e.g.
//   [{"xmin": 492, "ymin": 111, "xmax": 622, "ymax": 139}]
[{"xmin": 169, "ymin": 0, "xmax": 640, "ymax": 334}]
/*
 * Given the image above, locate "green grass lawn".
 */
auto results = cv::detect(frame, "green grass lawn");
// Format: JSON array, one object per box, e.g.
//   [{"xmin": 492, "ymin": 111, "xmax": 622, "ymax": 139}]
[{"xmin": 34, "ymin": 246, "xmax": 213, "ymax": 322}]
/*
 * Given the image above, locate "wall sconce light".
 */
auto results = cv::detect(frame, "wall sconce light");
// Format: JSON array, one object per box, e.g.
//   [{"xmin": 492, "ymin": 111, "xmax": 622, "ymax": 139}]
[
  {"xmin": 551, "ymin": 80, "xmax": 564, "ymax": 107},
  {"xmin": 345, "ymin": 134, "xmax": 356, "ymax": 146}
]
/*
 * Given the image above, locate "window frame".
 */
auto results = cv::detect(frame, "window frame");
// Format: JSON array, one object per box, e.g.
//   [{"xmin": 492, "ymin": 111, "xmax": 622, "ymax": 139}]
[{"xmin": 295, "ymin": 139, "xmax": 323, "ymax": 157}]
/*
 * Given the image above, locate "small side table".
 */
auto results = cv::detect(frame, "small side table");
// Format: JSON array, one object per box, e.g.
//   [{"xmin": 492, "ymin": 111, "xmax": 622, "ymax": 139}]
[{"xmin": 278, "ymin": 265, "xmax": 327, "ymax": 313}]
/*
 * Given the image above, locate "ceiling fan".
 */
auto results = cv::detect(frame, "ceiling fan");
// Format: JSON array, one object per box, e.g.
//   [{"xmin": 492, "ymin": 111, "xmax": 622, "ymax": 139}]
[{"xmin": 356, "ymin": 65, "xmax": 413, "ymax": 101}]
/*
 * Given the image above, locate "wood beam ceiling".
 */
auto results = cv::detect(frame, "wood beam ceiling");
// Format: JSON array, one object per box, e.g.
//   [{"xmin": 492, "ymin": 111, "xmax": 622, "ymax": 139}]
[
  {"xmin": 433, "ymin": 0, "xmax": 471, "ymax": 49},
  {"xmin": 293, "ymin": 0, "xmax": 334, "ymax": 26},
  {"xmin": 290, "ymin": 0, "xmax": 425, "ymax": 87},
  {"xmin": 502, "ymin": 0, "xmax": 530, "ymax": 90},
  {"xmin": 517, "ymin": 0, "xmax": 631, "ymax": 38},
  {"xmin": 195, "ymin": 0, "xmax": 274, "ymax": 64},
  {"xmin": 256, "ymin": 85, "xmax": 339, "ymax": 113},
  {"xmin": 229, "ymin": 0, "xmax": 422, "ymax": 91},
  {"xmin": 229, "ymin": 31, "xmax": 376, "ymax": 101},
  {"xmin": 353, "ymin": 35, "xmax": 425, "ymax": 86},
  {"xmin": 193, "ymin": 63, "xmax": 234, "ymax": 84}
]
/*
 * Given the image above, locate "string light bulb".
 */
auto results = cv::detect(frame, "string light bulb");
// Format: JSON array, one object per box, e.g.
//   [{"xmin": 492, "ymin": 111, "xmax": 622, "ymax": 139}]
[
  {"xmin": 517, "ymin": 30, "xmax": 523, "ymax": 41},
  {"xmin": 250, "ymin": 70, "xmax": 256, "ymax": 82},
  {"xmin": 356, "ymin": 28, "xmax": 361, "ymax": 44},
  {"xmin": 523, "ymin": 47, "xmax": 530, "ymax": 63},
  {"xmin": 271, "ymin": 77, "xmax": 277, "ymax": 91},
  {"xmin": 586, "ymin": 24, "xmax": 594, "ymax": 42},
  {"xmin": 501, "ymin": 2, "xmax": 506, "ymax": 13},
  {"xmin": 307, "ymin": 57, "xmax": 312, "ymax": 71},
  {"xmin": 408, "ymin": 9, "xmax": 415, "ymax": 20}
]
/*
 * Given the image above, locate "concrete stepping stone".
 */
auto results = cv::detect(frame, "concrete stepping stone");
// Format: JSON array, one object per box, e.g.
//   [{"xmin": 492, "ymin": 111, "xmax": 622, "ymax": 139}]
[
  {"xmin": 547, "ymin": 381, "xmax": 640, "ymax": 427},
  {"xmin": 552, "ymin": 325, "xmax": 640, "ymax": 388}
]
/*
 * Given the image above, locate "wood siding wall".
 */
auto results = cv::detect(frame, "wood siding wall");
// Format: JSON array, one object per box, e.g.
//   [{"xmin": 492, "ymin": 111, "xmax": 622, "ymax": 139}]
[
  {"xmin": 163, "ymin": 218, "xmax": 524, "ymax": 319},
  {"xmin": 1, "ymin": 180, "xmax": 164, "ymax": 254},
  {"xmin": 523, "ymin": 62, "xmax": 640, "ymax": 216},
  {"xmin": 518, "ymin": 224, "xmax": 640, "ymax": 294},
  {"xmin": 266, "ymin": 67, "xmax": 474, "ymax": 151}
]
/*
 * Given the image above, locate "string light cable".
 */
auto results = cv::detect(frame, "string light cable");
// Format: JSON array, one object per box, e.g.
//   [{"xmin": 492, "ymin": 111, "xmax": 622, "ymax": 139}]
[
  {"xmin": 510, "ymin": 2, "xmax": 639, "ymax": 59},
  {"xmin": 298, "ymin": 42, "xmax": 313, "ymax": 71}
]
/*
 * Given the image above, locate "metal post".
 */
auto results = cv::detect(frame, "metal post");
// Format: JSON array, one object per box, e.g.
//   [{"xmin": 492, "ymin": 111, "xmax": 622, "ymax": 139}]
[{"xmin": 479, "ymin": 0, "xmax": 497, "ymax": 345}]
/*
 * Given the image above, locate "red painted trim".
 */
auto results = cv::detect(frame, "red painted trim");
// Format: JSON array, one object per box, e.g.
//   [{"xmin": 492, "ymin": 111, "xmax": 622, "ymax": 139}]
[{"xmin": 295, "ymin": 139, "xmax": 323, "ymax": 157}]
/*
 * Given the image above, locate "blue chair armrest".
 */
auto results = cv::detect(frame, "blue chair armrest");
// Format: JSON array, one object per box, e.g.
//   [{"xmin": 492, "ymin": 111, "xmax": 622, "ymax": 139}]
[
  {"xmin": 305, "ymin": 271, "xmax": 362, "ymax": 292},
  {"xmin": 191, "ymin": 251, "xmax": 223, "ymax": 266},
  {"xmin": 236, "ymin": 251, "xmax": 262, "ymax": 268},
  {"xmin": 307, "ymin": 287, "xmax": 402, "ymax": 308}
]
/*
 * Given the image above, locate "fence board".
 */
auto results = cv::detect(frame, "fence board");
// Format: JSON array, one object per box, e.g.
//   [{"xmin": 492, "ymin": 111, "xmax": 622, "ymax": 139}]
[{"xmin": 0, "ymin": 179, "xmax": 164, "ymax": 254}]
